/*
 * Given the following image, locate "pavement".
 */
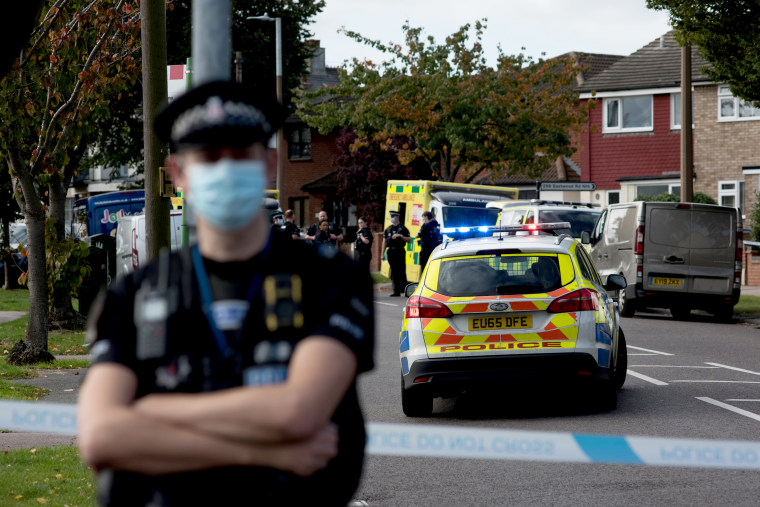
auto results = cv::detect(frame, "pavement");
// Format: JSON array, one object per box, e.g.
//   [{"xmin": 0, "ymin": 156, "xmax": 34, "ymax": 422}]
[{"xmin": 1, "ymin": 283, "xmax": 759, "ymax": 451}]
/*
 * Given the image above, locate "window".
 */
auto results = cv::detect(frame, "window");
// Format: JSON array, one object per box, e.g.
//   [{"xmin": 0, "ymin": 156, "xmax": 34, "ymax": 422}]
[
  {"xmin": 671, "ymin": 92, "xmax": 694, "ymax": 129},
  {"xmin": 288, "ymin": 127, "xmax": 312, "ymax": 159},
  {"xmin": 718, "ymin": 180, "xmax": 745, "ymax": 214},
  {"xmin": 635, "ymin": 182, "xmax": 680, "ymax": 199},
  {"xmin": 718, "ymin": 86, "xmax": 760, "ymax": 121},
  {"xmin": 603, "ymin": 96, "xmax": 653, "ymax": 133},
  {"xmin": 607, "ymin": 191, "xmax": 620, "ymax": 206}
]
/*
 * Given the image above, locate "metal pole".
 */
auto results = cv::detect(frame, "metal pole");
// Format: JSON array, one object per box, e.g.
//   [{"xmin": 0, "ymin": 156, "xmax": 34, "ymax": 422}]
[
  {"xmin": 192, "ymin": 0, "xmax": 231, "ymax": 85},
  {"xmin": 275, "ymin": 17, "xmax": 285, "ymax": 204},
  {"xmin": 680, "ymin": 45, "xmax": 694, "ymax": 202},
  {"xmin": 180, "ymin": 57, "xmax": 193, "ymax": 249},
  {"xmin": 141, "ymin": 0, "xmax": 170, "ymax": 261},
  {"xmin": 235, "ymin": 51, "xmax": 244, "ymax": 84}
]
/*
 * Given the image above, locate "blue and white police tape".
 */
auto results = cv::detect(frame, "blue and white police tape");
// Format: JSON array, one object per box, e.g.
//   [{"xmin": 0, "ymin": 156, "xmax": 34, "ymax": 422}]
[{"xmin": 3, "ymin": 400, "xmax": 760, "ymax": 470}]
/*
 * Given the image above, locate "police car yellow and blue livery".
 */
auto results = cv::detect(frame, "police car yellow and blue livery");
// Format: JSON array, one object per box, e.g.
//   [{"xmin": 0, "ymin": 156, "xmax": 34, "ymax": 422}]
[{"xmin": 399, "ymin": 222, "xmax": 628, "ymax": 416}]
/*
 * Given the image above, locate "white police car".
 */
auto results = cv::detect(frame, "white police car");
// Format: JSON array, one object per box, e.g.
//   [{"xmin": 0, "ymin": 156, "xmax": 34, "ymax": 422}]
[{"xmin": 399, "ymin": 223, "xmax": 627, "ymax": 416}]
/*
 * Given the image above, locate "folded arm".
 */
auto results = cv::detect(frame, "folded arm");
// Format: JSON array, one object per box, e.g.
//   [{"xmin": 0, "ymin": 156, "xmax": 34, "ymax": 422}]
[
  {"xmin": 78, "ymin": 362, "xmax": 338, "ymax": 476},
  {"xmin": 133, "ymin": 335, "xmax": 358, "ymax": 443}
]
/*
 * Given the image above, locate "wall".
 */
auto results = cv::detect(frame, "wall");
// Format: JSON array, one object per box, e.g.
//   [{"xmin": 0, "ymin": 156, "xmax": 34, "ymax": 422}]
[
  {"xmin": 692, "ymin": 84, "xmax": 760, "ymax": 224},
  {"xmin": 580, "ymin": 94, "xmax": 681, "ymax": 191}
]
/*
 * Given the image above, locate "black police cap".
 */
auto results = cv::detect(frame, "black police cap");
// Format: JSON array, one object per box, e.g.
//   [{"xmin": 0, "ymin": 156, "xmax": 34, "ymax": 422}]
[{"xmin": 154, "ymin": 81, "xmax": 283, "ymax": 149}]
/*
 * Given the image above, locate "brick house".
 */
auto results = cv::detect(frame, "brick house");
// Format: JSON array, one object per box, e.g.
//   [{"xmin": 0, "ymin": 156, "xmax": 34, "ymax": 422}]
[
  {"xmin": 281, "ymin": 41, "xmax": 355, "ymax": 237},
  {"xmin": 576, "ymin": 31, "xmax": 760, "ymax": 284}
]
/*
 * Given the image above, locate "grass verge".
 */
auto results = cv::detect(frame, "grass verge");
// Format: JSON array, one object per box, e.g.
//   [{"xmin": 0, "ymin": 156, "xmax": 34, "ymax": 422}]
[
  {"xmin": 371, "ymin": 272, "xmax": 391, "ymax": 284},
  {"xmin": 0, "ymin": 446, "xmax": 94, "ymax": 506},
  {"xmin": 735, "ymin": 295, "xmax": 760, "ymax": 314}
]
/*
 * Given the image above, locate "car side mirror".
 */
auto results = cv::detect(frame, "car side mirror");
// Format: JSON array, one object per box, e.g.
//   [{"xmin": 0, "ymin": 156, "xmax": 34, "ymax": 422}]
[
  {"xmin": 603, "ymin": 274, "xmax": 626, "ymax": 292},
  {"xmin": 404, "ymin": 283, "xmax": 419, "ymax": 298},
  {"xmin": 581, "ymin": 231, "xmax": 591, "ymax": 245}
]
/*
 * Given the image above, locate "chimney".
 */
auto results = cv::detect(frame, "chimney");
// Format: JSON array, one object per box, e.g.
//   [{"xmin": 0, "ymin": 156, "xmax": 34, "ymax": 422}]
[
  {"xmin": 659, "ymin": 35, "xmax": 665, "ymax": 49},
  {"xmin": 306, "ymin": 39, "xmax": 326, "ymax": 76}
]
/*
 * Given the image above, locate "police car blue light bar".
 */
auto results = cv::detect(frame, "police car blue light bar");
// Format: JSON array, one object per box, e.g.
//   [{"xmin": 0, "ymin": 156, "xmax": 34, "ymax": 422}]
[{"xmin": 442, "ymin": 222, "xmax": 572, "ymax": 239}]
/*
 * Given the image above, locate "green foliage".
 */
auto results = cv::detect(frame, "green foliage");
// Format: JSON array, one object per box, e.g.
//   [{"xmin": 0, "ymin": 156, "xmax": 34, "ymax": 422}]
[
  {"xmin": 300, "ymin": 20, "xmax": 592, "ymax": 182},
  {"xmin": 750, "ymin": 192, "xmax": 760, "ymax": 242},
  {"xmin": 0, "ymin": 446, "xmax": 95, "ymax": 505},
  {"xmin": 647, "ymin": 0, "xmax": 760, "ymax": 102},
  {"xmin": 41, "ymin": 219, "xmax": 91, "ymax": 303},
  {"xmin": 634, "ymin": 191, "xmax": 717, "ymax": 204}
]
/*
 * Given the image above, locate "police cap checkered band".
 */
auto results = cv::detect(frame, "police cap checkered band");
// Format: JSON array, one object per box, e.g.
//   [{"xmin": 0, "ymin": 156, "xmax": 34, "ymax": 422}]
[{"xmin": 154, "ymin": 81, "xmax": 282, "ymax": 149}]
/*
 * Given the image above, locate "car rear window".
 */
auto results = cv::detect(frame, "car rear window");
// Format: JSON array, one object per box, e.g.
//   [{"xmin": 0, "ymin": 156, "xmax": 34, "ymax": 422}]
[
  {"xmin": 650, "ymin": 209, "xmax": 732, "ymax": 249},
  {"xmin": 435, "ymin": 254, "xmax": 570, "ymax": 296},
  {"xmin": 538, "ymin": 209, "xmax": 600, "ymax": 238}
]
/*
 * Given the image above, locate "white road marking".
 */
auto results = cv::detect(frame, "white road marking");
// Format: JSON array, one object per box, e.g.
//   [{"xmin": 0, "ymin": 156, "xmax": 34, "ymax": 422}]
[
  {"xmin": 697, "ymin": 397, "xmax": 760, "ymax": 422},
  {"xmin": 627, "ymin": 369, "xmax": 669, "ymax": 386},
  {"xmin": 628, "ymin": 353, "xmax": 660, "ymax": 356},
  {"xmin": 375, "ymin": 301, "xmax": 400, "ymax": 307},
  {"xmin": 627, "ymin": 345, "xmax": 674, "ymax": 356},
  {"xmin": 705, "ymin": 362, "xmax": 760, "ymax": 377},
  {"xmin": 726, "ymin": 399, "xmax": 760, "ymax": 402},
  {"xmin": 671, "ymin": 380, "xmax": 760, "ymax": 384},
  {"xmin": 629, "ymin": 365, "xmax": 719, "ymax": 368}
]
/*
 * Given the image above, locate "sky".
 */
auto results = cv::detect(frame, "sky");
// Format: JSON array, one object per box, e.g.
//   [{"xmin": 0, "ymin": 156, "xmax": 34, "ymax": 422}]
[{"xmin": 307, "ymin": 0, "xmax": 673, "ymax": 68}]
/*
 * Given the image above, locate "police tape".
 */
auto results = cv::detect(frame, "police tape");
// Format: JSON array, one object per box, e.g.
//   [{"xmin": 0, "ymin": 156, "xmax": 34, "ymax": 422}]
[{"xmin": 3, "ymin": 400, "xmax": 760, "ymax": 470}]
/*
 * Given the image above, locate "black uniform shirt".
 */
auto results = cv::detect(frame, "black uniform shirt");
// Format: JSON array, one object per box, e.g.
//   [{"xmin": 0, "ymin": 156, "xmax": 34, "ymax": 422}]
[
  {"xmin": 88, "ymin": 232, "xmax": 374, "ymax": 506},
  {"xmin": 384, "ymin": 223, "xmax": 410, "ymax": 249}
]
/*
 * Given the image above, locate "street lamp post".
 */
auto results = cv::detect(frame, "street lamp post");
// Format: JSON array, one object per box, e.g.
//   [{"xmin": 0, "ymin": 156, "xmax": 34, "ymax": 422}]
[{"xmin": 247, "ymin": 15, "xmax": 284, "ymax": 203}]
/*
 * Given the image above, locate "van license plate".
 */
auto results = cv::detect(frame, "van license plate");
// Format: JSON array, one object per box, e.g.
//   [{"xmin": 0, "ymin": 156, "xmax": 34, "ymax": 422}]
[
  {"xmin": 469, "ymin": 315, "xmax": 532, "ymax": 331},
  {"xmin": 649, "ymin": 277, "xmax": 683, "ymax": 287}
]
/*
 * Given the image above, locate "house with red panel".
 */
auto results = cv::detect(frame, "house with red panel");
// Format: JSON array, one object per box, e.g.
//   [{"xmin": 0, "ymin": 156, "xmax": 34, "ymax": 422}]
[{"xmin": 575, "ymin": 31, "xmax": 760, "ymax": 216}]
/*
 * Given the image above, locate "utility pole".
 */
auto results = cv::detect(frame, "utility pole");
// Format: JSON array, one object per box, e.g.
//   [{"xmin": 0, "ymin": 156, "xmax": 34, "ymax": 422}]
[
  {"xmin": 192, "ymin": 0, "xmax": 232, "ymax": 85},
  {"xmin": 141, "ymin": 0, "xmax": 170, "ymax": 261},
  {"xmin": 680, "ymin": 45, "xmax": 694, "ymax": 202}
]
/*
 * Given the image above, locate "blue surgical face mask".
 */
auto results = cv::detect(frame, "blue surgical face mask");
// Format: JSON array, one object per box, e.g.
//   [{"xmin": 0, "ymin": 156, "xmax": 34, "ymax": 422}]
[{"xmin": 187, "ymin": 159, "xmax": 266, "ymax": 231}]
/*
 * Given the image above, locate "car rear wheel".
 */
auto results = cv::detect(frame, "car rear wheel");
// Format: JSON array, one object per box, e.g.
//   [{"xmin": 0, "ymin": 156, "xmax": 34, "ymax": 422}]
[
  {"xmin": 617, "ymin": 286, "xmax": 636, "ymax": 317},
  {"xmin": 401, "ymin": 376, "xmax": 433, "ymax": 417},
  {"xmin": 713, "ymin": 305, "xmax": 734, "ymax": 322},
  {"xmin": 670, "ymin": 305, "xmax": 691, "ymax": 320},
  {"xmin": 612, "ymin": 328, "xmax": 628, "ymax": 390}
]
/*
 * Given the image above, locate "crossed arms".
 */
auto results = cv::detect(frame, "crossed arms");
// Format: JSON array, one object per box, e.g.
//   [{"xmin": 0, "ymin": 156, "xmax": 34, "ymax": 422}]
[{"xmin": 78, "ymin": 336, "xmax": 357, "ymax": 477}]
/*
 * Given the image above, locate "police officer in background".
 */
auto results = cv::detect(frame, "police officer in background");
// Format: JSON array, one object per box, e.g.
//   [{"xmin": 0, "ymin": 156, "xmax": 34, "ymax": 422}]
[
  {"xmin": 383, "ymin": 210, "xmax": 410, "ymax": 297},
  {"xmin": 78, "ymin": 81, "xmax": 374, "ymax": 506},
  {"xmin": 354, "ymin": 217, "xmax": 373, "ymax": 271},
  {"xmin": 282, "ymin": 209, "xmax": 303, "ymax": 241},
  {"xmin": 306, "ymin": 210, "xmax": 343, "ymax": 246},
  {"xmin": 417, "ymin": 211, "xmax": 442, "ymax": 273}
]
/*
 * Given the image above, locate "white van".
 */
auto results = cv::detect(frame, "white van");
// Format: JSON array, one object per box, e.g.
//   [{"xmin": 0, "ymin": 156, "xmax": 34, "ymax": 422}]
[
  {"xmin": 584, "ymin": 202, "xmax": 742, "ymax": 320},
  {"xmin": 116, "ymin": 211, "xmax": 183, "ymax": 277}
]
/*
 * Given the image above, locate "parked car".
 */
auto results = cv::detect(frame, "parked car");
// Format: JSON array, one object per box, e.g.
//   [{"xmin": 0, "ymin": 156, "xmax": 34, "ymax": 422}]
[
  {"xmin": 583, "ymin": 201, "xmax": 742, "ymax": 320},
  {"xmin": 489, "ymin": 200, "xmax": 601, "ymax": 239},
  {"xmin": 115, "ymin": 212, "xmax": 183, "ymax": 277},
  {"xmin": 399, "ymin": 222, "xmax": 627, "ymax": 416}
]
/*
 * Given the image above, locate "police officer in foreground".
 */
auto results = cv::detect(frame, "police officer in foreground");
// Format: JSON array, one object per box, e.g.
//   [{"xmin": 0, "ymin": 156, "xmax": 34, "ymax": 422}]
[
  {"xmin": 78, "ymin": 81, "xmax": 374, "ymax": 506},
  {"xmin": 383, "ymin": 210, "xmax": 410, "ymax": 297}
]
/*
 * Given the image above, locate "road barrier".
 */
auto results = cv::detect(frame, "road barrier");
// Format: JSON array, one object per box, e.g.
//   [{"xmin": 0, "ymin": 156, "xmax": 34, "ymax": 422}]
[{"xmin": 3, "ymin": 400, "xmax": 760, "ymax": 470}]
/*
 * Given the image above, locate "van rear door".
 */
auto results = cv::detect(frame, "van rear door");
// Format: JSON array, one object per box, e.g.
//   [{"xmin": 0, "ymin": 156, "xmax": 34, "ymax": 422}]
[{"xmin": 644, "ymin": 204, "xmax": 735, "ymax": 295}]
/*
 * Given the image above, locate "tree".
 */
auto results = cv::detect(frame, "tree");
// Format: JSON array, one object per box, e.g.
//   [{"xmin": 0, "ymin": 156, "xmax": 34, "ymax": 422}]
[
  {"xmin": 647, "ymin": 0, "xmax": 760, "ymax": 102},
  {"xmin": 334, "ymin": 128, "xmax": 433, "ymax": 228},
  {"xmin": 166, "ymin": 0, "xmax": 325, "ymax": 108},
  {"xmin": 79, "ymin": 0, "xmax": 327, "ymax": 182},
  {"xmin": 300, "ymin": 20, "xmax": 592, "ymax": 183},
  {"xmin": 0, "ymin": 1, "xmax": 140, "ymax": 364}
]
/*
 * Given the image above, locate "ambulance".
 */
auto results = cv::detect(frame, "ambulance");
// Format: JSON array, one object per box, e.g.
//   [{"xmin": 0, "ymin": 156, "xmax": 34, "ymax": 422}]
[{"xmin": 382, "ymin": 180, "xmax": 519, "ymax": 283}]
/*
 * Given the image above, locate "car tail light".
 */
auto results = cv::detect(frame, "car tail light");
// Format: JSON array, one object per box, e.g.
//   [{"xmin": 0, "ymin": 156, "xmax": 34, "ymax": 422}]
[
  {"xmin": 547, "ymin": 288, "xmax": 599, "ymax": 313},
  {"xmin": 132, "ymin": 229, "xmax": 139, "ymax": 270},
  {"xmin": 735, "ymin": 230, "xmax": 743, "ymax": 285},
  {"xmin": 634, "ymin": 225, "xmax": 645, "ymax": 255},
  {"xmin": 406, "ymin": 295, "xmax": 453, "ymax": 319}
]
